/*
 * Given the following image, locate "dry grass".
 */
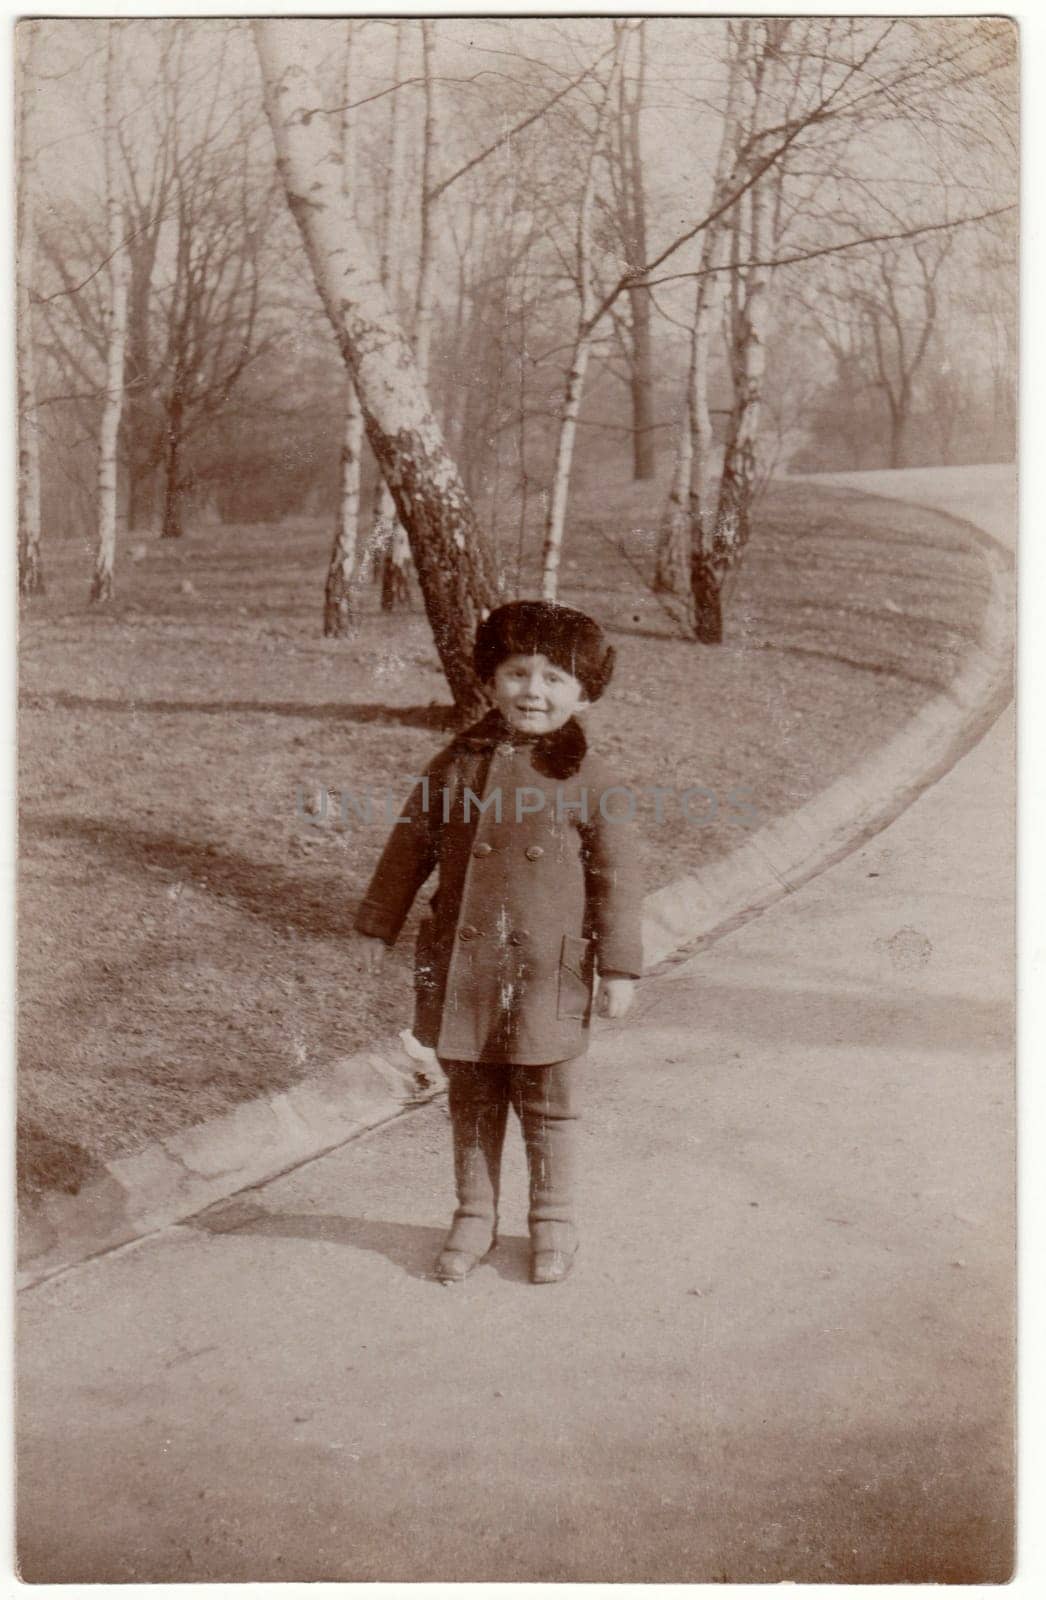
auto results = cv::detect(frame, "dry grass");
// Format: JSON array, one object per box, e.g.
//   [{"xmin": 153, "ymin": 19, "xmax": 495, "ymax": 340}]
[{"xmin": 18, "ymin": 470, "xmax": 991, "ymax": 1196}]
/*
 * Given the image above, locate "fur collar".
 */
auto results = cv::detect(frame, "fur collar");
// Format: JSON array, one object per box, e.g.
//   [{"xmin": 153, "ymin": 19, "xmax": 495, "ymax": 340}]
[{"xmin": 454, "ymin": 708, "xmax": 588, "ymax": 779}]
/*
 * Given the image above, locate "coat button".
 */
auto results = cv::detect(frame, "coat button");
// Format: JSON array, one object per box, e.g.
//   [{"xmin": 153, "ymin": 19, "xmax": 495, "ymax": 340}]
[
  {"xmin": 525, "ymin": 845, "xmax": 544, "ymax": 861},
  {"xmin": 458, "ymin": 925, "xmax": 477, "ymax": 941},
  {"xmin": 472, "ymin": 842, "xmax": 493, "ymax": 858},
  {"xmin": 509, "ymin": 931, "xmax": 528, "ymax": 945}
]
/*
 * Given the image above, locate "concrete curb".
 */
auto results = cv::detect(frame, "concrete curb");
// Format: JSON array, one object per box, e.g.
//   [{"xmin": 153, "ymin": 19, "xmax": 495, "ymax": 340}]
[
  {"xmin": 17, "ymin": 487, "xmax": 1014, "ymax": 1292},
  {"xmin": 642, "ymin": 497, "xmax": 1013, "ymax": 971},
  {"xmin": 18, "ymin": 1038, "xmax": 444, "ymax": 1289}
]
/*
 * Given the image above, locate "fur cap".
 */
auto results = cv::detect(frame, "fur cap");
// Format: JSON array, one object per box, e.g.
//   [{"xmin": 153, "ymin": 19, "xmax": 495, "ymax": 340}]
[{"xmin": 474, "ymin": 600, "xmax": 615, "ymax": 702}]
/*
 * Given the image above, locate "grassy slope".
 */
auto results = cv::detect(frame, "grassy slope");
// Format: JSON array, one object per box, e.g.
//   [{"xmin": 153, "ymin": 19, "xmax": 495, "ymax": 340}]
[{"xmin": 18, "ymin": 470, "xmax": 991, "ymax": 1195}]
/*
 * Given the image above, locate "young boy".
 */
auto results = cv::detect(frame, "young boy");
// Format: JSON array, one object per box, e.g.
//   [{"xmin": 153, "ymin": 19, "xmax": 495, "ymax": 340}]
[{"xmin": 353, "ymin": 601, "xmax": 643, "ymax": 1285}]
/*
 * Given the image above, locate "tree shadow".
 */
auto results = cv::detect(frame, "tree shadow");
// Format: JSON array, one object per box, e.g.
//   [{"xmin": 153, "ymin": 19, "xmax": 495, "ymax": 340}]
[
  {"xmin": 20, "ymin": 812, "xmax": 363, "ymax": 943},
  {"xmin": 21, "ymin": 692, "xmax": 456, "ymax": 729},
  {"xmin": 749, "ymin": 640, "xmax": 948, "ymax": 691},
  {"xmin": 190, "ymin": 1198, "xmax": 531, "ymax": 1283}
]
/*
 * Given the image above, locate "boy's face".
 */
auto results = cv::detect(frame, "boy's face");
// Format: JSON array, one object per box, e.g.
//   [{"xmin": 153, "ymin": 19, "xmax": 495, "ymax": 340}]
[{"xmin": 490, "ymin": 652, "xmax": 589, "ymax": 736}]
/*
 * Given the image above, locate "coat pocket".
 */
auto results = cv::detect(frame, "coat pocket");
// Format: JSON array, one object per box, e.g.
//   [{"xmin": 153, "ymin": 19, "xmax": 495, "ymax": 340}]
[
  {"xmin": 413, "ymin": 916, "xmax": 442, "ymax": 1047},
  {"xmin": 557, "ymin": 933, "xmax": 594, "ymax": 1021}
]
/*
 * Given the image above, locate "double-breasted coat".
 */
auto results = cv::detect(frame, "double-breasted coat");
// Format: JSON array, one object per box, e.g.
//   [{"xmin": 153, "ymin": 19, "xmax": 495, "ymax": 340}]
[{"xmin": 354, "ymin": 710, "xmax": 644, "ymax": 1064}]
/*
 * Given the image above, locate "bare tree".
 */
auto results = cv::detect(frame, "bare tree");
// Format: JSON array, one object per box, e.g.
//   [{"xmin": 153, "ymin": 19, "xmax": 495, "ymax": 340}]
[
  {"xmin": 850, "ymin": 234, "xmax": 954, "ymax": 469},
  {"xmin": 90, "ymin": 20, "xmax": 129, "ymax": 603},
  {"xmin": 796, "ymin": 226, "xmax": 961, "ymax": 471},
  {"xmin": 158, "ymin": 32, "xmax": 270, "ymax": 539},
  {"xmin": 114, "ymin": 26, "xmax": 177, "ymax": 531},
  {"xmin": 372, "ymin": 21, "xmax": 412, "ymax": 612},
  {"xmin": 658, "ymin": 16, "xmax": 1011, "ymax": 641},
  {"xmin": 323, "ymin": 20, "xmax": 365, "ymax": 637},
  {"xmin": 414, "ymin": 20, "xmax": 438, "ymax": 386},
  {"xmin": 696, "ymin": 21, "xmax": 793, "ymax": 642},
  {"xmin": 654, "ymin": 22, "xmax": 746, "ymax": 599},
  {"xmin": 613, "ymin": 19, "xmax": 656, "ymax": 481},
  {"xmin": 254, "ymin": 19, "xmax": 500, "ymax": 718},
  {"xmin": 540, "ymin": 24, "xmax": 625, "ymax": 601},
  {"xmin": 17, "ymin": 22, "xmax": 44, "ymax": 596}
]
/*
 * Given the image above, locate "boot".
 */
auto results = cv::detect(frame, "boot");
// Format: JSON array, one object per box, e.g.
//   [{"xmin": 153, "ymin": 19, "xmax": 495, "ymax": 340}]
[{"xmin": 437, "ymin": 1062, "xmax": 509, "ymax": 1283}]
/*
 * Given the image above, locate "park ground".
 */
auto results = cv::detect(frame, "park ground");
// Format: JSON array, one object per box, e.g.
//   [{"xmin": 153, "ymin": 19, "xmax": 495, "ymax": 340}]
[
  {"xmin": 16, "ymin": 465, "xmax": 1015, "ymax": 1583},
  {"xmin": 18, "ymin": 466, "xmax": 992, "ymax": 1199}
]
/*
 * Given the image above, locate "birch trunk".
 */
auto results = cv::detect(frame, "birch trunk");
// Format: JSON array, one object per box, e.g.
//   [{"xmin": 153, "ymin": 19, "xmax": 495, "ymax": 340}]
[
  {"xmin": 688, "ymin": 255, "xmax": 728, "ymax": 540},
  {"xmin": 689, "ymin": 24, "xmax": 753, "ymax": 642},
  {"xmin": 323, "ymin": 20, "xmax": 365, "ymax": 637},
  {"xmin": 16, "ymin": 22, "xmax": 43, "ymax": 596},
  {"xmin": 540, "ymin": 339, "xmax": 594, "ymax": 602},
  {"xmin": 624, "ymin": 22, "xmax": 655, "ymax": 481},
  {"xmin": 654, "ymin": 27, "xmax": 740, "ymax": 605},
  {"xmin": 254, "ymin": 20, "xmax": 499, "ymax": 717},
  {"xmin": 413, "ymin": 20, "xmax": 437, "ymax": 385},
  {"xmin": 714, "ymin": 177, "xmax": 770, "ymax": 569},
  {"xmin": 653, "ymin": 402, "xmax": 692, "ymax": 596},
  {"xmin": 378, "ymin": 20, "xmax": 440, "ymax": 614},
  {"xmin": 324, "ymin": 387, "xmax": 364, "ymax": 635},
  {"xmin": 693, "ymin": 21, "xmax": 796, "ymax": 642},
  {"xmin": 376, "ymin": 21, "xmax": 412, "ymax": 612},
  {"xmin": 707, "ymin": 177, "xmax": 772, "ymax": 640},
  {"xmin": 540, "ymin": 33, "xmax": 623, "ymax": 602},
  {"xmin": 91, "ymin": 22, "xmax": 128, "ymax": 604}
]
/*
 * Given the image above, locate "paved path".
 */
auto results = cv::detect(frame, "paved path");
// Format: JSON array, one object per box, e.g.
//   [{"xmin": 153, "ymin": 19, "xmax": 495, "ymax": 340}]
[{"xmin": 17, "ymin": 468, "xmax": 1015, "ymax": 1583}]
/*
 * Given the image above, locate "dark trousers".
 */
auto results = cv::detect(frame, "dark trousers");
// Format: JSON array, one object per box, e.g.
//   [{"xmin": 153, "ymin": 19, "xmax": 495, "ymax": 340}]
[{"xmin": 440, "ymin": 1059, "xmax": 582, "ymax": 1254}]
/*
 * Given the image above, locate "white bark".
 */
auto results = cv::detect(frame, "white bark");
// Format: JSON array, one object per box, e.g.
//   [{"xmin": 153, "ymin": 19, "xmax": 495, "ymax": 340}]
[
  {"xmin": 540, "ymin": 31, "xmax": 624, "ymax": 602},
  {"xmin": 16, "ymin": 22, "xmax": 43, "ymax": 596},
  {"xmin": 325, "ymin": 20, "xmax": 365, "ymax": 636},
  {"xmin": 714, "ymin": 24, "xmax": 785, "ymax": 561},
  {"xmin": 715, "ymin": 175, "xmax": 771, "ymax": 545},
  {"xmin": 254, "ymin": 20, "xmax": 498, "ymax": 713},
  {"xmin": 653, "ymin": 391, "xmax": 692, "ymax": 596},
  {"xmin": 414, "ymin": 20, "xmax": 438, "ymax": 385},
  {"xmin": 92, "ymin": 21, "xmax": 129, "ymax": 605},
  {"xmin": 689, "ymin": 27, "xmax": 746, "ymax": 556},
  {"xmin": 378, "ymin": 21, "xmax": 407, "ymax": 307},
  {"xmin": 374, "ymin": 20, "xmax": 412, "ymax": 608}
]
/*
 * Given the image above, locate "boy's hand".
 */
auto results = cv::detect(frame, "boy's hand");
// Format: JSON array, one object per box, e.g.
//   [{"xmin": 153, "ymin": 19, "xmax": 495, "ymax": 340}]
[
  {"xmin": 597, "ymin": 976, "xmax": 635, "ymax": 1020},
  {"xmin": 355, "ymin": 934, "xmax": 387, "ymax": 974}
]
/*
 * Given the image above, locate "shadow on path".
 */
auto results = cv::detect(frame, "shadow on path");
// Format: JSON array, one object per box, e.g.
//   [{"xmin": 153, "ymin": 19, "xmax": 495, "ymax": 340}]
[{"xmin": 189, "ymin": 1200, "xmax": 531, "ymax": 1284}]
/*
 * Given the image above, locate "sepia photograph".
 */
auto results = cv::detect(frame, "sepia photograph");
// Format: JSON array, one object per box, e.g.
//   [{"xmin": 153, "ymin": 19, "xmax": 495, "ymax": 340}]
[{"xmin": 13, "ymin": 8, "xmax": 1020, "ymax": 1584}]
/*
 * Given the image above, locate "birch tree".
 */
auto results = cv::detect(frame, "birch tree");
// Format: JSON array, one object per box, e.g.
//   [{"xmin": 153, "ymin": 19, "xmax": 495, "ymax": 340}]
[
  {"xmin": 540, "ymin": 25, "xmax": 625, "ymax": 601},
  {"xmin": 654, "ymin": 23, "xmax": 746, "ymax": 598},
  {"xmin": 706, "ymin": 24, "xmax": 792, "ymax": 636},
  {"xmin": 615, "ymin": 20, "xmax": 656, "ymax": 481},
  {"xmin": 414, "ymin": 21, "xmax": 438, "ymax": 389},
  {"xmin": 17, "ymin": 22, "xmax": 44, "ymax": 596},
  {"xmin": 90, "ymin": 21, "xmax": 129, "ymax": 603},
  {"xmin": 688, "ymin": 17, "xmax": 1010, "ymax": 641},
  {"xmin": 372, "ymin": 21, "xmax": 412, "ymax": 613},
  {"xmin": 254, "ymin": 19, "xmax": 500, "ymax": 717},
  {"xmin": 323, "ymin": 21, "xmax": 365, "ymax": 637}
]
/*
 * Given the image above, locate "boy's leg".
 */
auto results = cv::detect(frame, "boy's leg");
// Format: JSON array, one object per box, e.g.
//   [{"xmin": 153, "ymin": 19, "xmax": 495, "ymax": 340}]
[
  {"xmin": 510, "ymin": 1061, "xmax": 581, "ymax": 1269},
  {"xmin": 441, "ymin": 1060, "xmax": 510, "ymax": 1257}
]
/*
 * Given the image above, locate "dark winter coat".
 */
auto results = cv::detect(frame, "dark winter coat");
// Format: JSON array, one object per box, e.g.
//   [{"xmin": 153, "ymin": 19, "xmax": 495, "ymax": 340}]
[{"xmin": 354, "ymin": 709, "xmax": 644, "ymax": 1064}]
